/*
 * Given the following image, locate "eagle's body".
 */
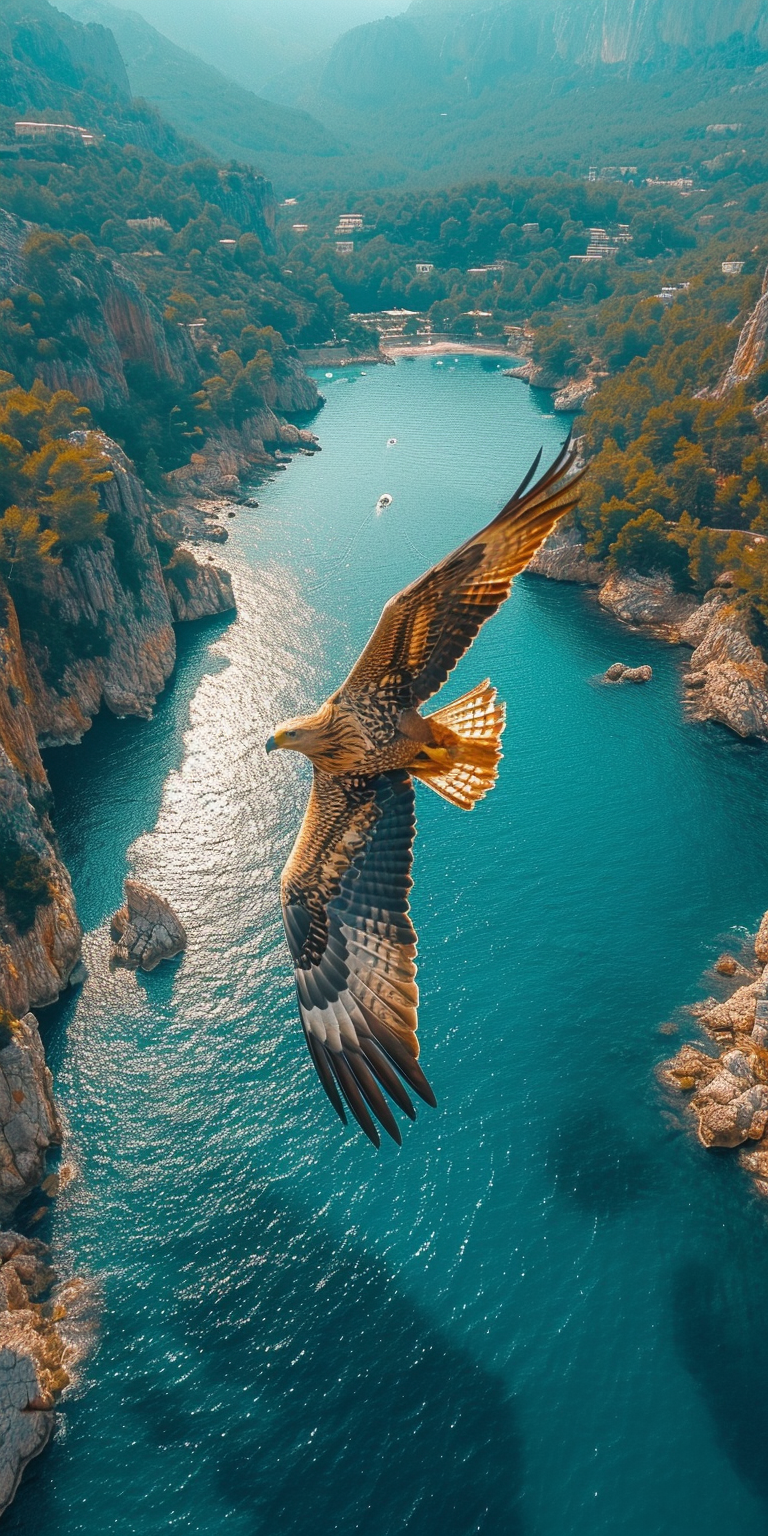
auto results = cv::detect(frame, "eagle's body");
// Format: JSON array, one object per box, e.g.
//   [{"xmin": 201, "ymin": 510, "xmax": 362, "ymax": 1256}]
[{"xmin": 267, "ymin": 439, "xmax": 584, "ymax": 1146}]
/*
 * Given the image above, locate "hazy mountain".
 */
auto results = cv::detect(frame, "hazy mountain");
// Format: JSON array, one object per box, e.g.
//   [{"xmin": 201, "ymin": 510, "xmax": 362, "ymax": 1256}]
[
  {"xmin": 93, "ymin": 0, "xmax": 407, "ymax": 95},
  {"xmin": 320, "ymin": 0, "xmax": 768, "ymax": 101},
  {"xmin": 259, "ymin": 0, "xmax": 768, "ymax": 185},
  {"xmin": 0, "ymin": 0, "xmax": 131, "ymax": 104},
  {"xmin": 60, "ymin": 0, "xmax": 340, "ymax": 185}
]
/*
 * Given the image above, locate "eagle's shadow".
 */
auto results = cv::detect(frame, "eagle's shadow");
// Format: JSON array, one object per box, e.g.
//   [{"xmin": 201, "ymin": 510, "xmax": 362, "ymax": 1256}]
[
  {"xmin": 173, "ymin": 1188, "xmax": 524, "ymax": 1534},
  {"xmin": 106, "ymin": 1186, "xmax": 524, "ymax": 1536}
]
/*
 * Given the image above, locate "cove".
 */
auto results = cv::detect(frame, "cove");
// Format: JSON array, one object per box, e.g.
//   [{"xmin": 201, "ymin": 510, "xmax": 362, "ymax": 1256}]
[{"xmin": 8, "ymin": 354, "xmax": 768, "ymax": 1536}]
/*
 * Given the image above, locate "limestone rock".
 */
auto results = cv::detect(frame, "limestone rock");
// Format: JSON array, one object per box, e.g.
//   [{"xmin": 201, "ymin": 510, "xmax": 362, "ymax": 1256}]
[
  {"xmin": 682, "ymin": 602, "xmax": 768, "ymax": 741},
  {"xmin": 110, "ymin": 880, "xmax": 187, "ymax": 971},
  {"xmin": 715, "ymin": 954, "xmax": 738, "ymax": 976},
  {"xmin": 661, "ymin": 1043, "xmax": 718, "ymax": 1090},
  {"xmin": 694, "ymin": 1082, "xmax": 768, "ymax": 1148},
  {"xmin": 167, "ymin": 378, "xmax": 320, "ymax": 499},
  {"xmin": 0, "ymin": 1014, "xmax": 61, "ymax": 1221},
  {"xmin": 739, "ymin": 1144, "xmax": 768, "ymax": 1178},
  {"xmin": 604, "ymin": 662, "xmax": 626, "ymax": 681},
  {"xmin": 714, "ymin": 264, "xmax": 768, "ymax": 397},
  {"xmin": 597, "ymin": 570, "xmax": 698, "ymax": 638},
  {"xmin": 755, "ymin": 909, "xmax": 768, "ymax": 962},
  {"xmin": 693, "ymin": 981, "xmax": 760, "ymax": 1036},
  {"xmin": 526, "ymin": 524, "xmax": 605, "ymax": 585},
  {"xmin": 623, "ymin": 665, "xmax": 653, "ymax": 683},
  {"xmin": 553, "ymin": 375, "xmax": 599, "ymax": 413},
  {"xmin": 0, "ymin": 1233, "xmax": 70, "ymax": 1518},
  {"xmin": 164, "ymin": 550, "xmax": 236, "ymax": 623}
]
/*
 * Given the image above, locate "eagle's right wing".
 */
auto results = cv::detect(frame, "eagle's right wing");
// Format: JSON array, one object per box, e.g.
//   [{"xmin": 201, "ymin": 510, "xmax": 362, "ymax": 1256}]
[{"xmin": 280, "ymin": 767, "xmax": 435, "ymax": 1146}]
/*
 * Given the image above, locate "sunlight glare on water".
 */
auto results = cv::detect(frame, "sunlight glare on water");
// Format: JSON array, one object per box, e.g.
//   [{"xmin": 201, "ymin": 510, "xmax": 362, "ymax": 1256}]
[{"xmin": 11, "ymin": 356, "xmax": 768, "ymax": 1536}]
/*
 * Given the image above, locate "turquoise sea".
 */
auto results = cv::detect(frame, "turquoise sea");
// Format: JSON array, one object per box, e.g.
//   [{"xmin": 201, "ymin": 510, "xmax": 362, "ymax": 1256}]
[{"xmin": 9, "ymin": 354, "xmax": 768, "ymax": 1535}]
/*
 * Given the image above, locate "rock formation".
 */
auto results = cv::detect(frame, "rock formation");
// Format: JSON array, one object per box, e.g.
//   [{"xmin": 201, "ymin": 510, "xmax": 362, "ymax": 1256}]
[
  {"xmin": 164, "ymin": 553, "xmax": 235, "ymax": 623},
  {"xmin": 662, "ymin": 922, "xmax": 768, "ymax": 1195},
  {"xmin": 714, "ymin": 264, "xmax": 768, "ymax": 399},
  {"xmin": 529, "ymin": 526, "xmax": 768, "ymax": 744},
  {"xmin": 553, "ymin": 376, "xmax": 600, "ymax": 413},
  {"xmin": 110, "ymin": 880, "xmax": 187, "ymax": 971},
  {"xmin": 166, "ymin": 396, "xmax": 320, "ymax": 500},
  {"xmin": 0, "ymin": 1013, "xmax": 61, "ymax": 1221},
  {"xmin": 0, "ymin": 1232, "xmax": 71, "ymax": 1518},
  {"xmin": 527, "ymin": 523, "xmax": 604, "ymax": 585},
  {"xmin": 603, "ymin": 662, "xmax": 652, "ymax": 683},
  {"xmin": 681, "ymin": 600, "xmax": 768, "ymax": 741},
  {"xmin": 597, "ymin": 570, "xmax": 697, "ymax": 638}
]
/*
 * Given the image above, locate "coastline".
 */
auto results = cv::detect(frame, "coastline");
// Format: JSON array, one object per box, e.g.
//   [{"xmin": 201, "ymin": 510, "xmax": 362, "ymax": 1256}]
[
  {"xmin": 660, "ymin": 919, "xmax": 768, "ymax": 1200},
  {"xmin": 298, "ymin": 338, "xmax": 517, "ymax": 367},
  {"xmin": 528, "ymin": 525, "xmax": 768, "ymax": 744},
  {"xmin": 383, "ymin": 339, "xmax": 516, "ymax": 359}
]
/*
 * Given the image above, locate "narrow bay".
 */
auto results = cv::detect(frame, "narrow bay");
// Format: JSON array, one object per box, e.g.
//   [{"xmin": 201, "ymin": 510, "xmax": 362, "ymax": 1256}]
[{"xmin": 11, "ymin": 355, "xmax": 768, "ymax": 1536}]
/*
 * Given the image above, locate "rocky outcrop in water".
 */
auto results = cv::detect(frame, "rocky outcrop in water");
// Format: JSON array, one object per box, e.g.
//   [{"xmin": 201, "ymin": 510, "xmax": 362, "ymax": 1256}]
[
  {"xmin": 553, "ymin": 376, "xmax": 600, "ymax": 413},
  {"xmin": 603, "ymin": 662, "xmax": 652, "ymax": 683},
  {"xmin": 661, "ymin": 916, "xmax": 768, "ymax": 1196},
  {"xmin": 110, "ymin": 879, "xmax": 186, "ymax": 971},
  {"xmin": 527, "ymin": 524, "xmax": 604, "ymax": 584},
  {"xmin": 681, "ymin": 598, "xmax": 768, "ymax": 742},
  {"xmin": 0, "ymin": 1231, "xmax": 71, "ymax": 1518},
  {"xmin": 164, "ymin": 552, "xmax": 234, "ymax": 623}
]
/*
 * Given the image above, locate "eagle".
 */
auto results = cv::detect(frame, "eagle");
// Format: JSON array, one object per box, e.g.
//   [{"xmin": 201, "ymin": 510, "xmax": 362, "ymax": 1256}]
[{"xmin": 266, "ymin": 438, "xmax": 584, "ymax": 1146}]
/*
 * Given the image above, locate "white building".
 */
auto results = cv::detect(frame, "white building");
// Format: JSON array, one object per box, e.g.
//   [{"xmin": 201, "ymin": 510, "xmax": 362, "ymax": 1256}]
[
  {"xmin": 15, "ymin": 120, "xmax": 97, "ymax": 145},
  {"xmin": 722, "ymin": 260, "xmax": 745, "ymax": 275},
  {"xmin": 336, "ymin": 241, "xmax": 354, "ymax": 254},
  {"xmin": 127, "ymin": 217, "xmax": 171, "ymax": 232},
  {"xmin": 415, "ymin": 262, "xmax": 434, "ymax": 274}
]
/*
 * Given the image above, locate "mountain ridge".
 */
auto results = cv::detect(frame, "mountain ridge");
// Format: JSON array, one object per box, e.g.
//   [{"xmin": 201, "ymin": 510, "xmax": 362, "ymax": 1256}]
[{"xmin": 59, "ymin": 0, "xmax": 341, "ymax": 185}]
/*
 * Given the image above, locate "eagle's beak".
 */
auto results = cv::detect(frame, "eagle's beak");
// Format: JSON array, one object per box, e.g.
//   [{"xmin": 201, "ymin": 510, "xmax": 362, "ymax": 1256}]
[{"xmin": 265, "ymin": 734, "xmax": 277, "ymax": 754}]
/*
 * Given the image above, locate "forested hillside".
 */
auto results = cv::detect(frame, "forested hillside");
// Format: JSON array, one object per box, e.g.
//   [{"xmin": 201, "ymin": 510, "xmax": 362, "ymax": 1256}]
[
  {"xmin": 0, "ymin": 0, "xmax": 373, "ymax": 486},
  {"xmin": 277, "ymin": 167, "xmax": 762, "ymax": 338}
]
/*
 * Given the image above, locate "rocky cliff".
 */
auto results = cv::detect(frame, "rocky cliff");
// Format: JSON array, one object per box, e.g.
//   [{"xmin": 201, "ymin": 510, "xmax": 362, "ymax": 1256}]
[
  {"xmin": 333, "ymin": 0, "xmax": 768, "ymax": 100},
  {"xmin": 661, "ymin": 910, "xmax": 768, "ymax": 1198},
  {"xmin": 0, "ymin": 207, "xmax": 197, "ymax": 412},
  {"xmin": 0, "ymin": 1229, "xmax": 74, "ymax": 1516},
  {"xmin": 714, "ymin": 263, "xmax": 768, "ymax": 399},
  {"xmin": 0, "ymin": 424, "xmax": 233, "ymax": 1017},
  {"xmin": 167, "ymin": 397, "xmax": 320, "ymax": 499}
]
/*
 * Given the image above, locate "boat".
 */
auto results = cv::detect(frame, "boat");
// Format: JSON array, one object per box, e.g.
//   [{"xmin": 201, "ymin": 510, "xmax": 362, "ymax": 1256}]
[
  {"xmin": 325, "ymin": 372, "xmax": 333, "ymax": 378},
  {"xmin": 376, "ymin": 493, "xmax": 393, "ymax": 515},
  {"xmin": 387, "ymin": 437, "xmax": 397, "ymax": 446}
]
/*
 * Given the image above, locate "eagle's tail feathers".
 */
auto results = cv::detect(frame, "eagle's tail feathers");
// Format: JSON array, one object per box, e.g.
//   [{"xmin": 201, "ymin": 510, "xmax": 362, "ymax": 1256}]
[{"xmin": 414, "ymin": 679, "xmax": 505, "ymax": 810}]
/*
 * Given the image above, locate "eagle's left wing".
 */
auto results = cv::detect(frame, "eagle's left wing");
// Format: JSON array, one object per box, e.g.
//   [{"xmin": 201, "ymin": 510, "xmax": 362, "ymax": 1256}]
[
  {"xmin": 339, "ymin": 437, "xmax": 584, "ymax": 720},
  {"xmin": 280, "ymin": 767, "xmax": 435, "ymax": 1146}
]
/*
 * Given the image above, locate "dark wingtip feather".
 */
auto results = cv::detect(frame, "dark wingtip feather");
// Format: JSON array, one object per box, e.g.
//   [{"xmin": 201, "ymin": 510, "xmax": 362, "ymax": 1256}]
[
  {"xmin": 306, "ymin": 1034, "xmax": 347, "ymax": 1124},
  {"xmin": 509, "ymin": 446, "xmax": 542, "ymax": 505},
  {"xmin": 331, "ymin": 1052, "xmax": 382, "ymax": 1147},
  {"xmin": 360, "ymin": 1036, "xmax": 417, "ymax": 1121}
]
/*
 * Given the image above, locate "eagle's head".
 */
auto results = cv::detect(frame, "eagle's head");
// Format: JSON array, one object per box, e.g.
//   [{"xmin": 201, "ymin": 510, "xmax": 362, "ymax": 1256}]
[
  {"xmin": 265, "ymin": 713, "xmax": 324, "ymax": 758},
  {"xmin": 266, "ymin": 699, "xmax": 370, "ymax": 772}
]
